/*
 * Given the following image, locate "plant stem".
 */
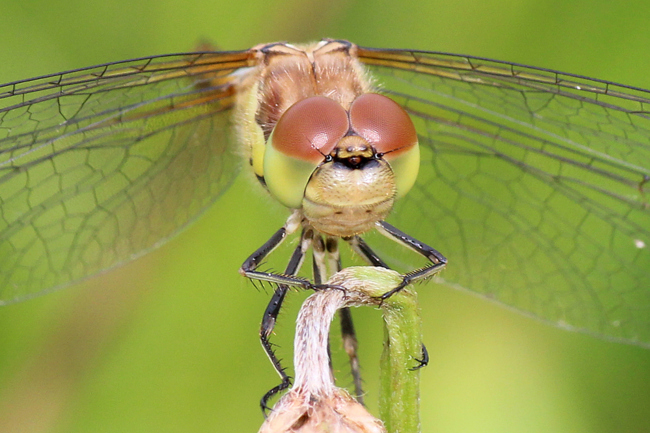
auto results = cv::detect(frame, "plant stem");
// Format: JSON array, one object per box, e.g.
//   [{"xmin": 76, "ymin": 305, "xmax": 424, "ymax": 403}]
[{"xmin": 331, "ymin": 267, "xmax": 422, "ymax": 433}]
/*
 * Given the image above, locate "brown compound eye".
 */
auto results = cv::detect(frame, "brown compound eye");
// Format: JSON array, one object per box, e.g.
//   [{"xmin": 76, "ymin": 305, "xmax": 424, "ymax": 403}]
[
  {"xmin": 349, "ymin": 93, "xmax": 417, "ymax": 156},
  {"xmin": 271, "ymin": 96, "xmax": 349, "ymax": 163},
  {"xmin": 349, "ymin": 93, "xmax": 420, "ymax": 200},
  {"xmin": 265, "ymin": 96, "xmax": 350, "ymax": 208}
]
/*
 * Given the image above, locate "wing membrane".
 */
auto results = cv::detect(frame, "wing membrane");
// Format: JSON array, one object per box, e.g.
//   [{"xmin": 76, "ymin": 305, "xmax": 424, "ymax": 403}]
[
  {"xmin": 3, "ymin": 44, "xmax": 650, "ymax": 347},
  {"xmin": 0, "ymin": 51, "xmax": 252, "ymax": 303},
  {"xmin": 359, "ymin": 47, "xmax": 650, "ymax": 347}
]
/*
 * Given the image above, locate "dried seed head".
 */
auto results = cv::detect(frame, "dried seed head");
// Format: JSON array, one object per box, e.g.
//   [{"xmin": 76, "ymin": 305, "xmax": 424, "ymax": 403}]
[
  {"xmin": 258, "ymin": 268, "xmax": 401, "ymax": 433},
  {"xmin": 258, "ymin": 387, "xmax": 386, "ymax": 433}
]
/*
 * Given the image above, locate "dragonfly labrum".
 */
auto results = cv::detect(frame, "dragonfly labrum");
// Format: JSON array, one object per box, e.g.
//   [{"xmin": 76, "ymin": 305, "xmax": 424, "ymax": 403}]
[{"xmin": 1, "ymin": 39, "xmax": 649, "ymax": 407}]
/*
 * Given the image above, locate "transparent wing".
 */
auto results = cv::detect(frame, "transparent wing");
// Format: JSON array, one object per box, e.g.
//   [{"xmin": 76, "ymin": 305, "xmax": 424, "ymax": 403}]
[
  {"xmin": 0, "ymin": 50, "xmax": 253, "ymax": 303},
  {"xmin": 359, "ymin": 47, "xmax": 650, "ymax": 347}
]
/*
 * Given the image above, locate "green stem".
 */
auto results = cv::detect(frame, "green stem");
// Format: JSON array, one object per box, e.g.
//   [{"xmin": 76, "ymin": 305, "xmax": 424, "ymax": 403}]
[
  {"xmin": 335, "ymin": 267, "xmax": 422, "ymax": 433},
  {"xmin": 379, "ymin": 285, "xmax": 421, "ymax": 433}
]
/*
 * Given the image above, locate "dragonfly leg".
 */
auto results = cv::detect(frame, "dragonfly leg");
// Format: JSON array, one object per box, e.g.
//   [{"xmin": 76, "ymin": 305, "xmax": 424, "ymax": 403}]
[
  {"xmin": 374, "ymin": 220, "xmax": 447, "ymax": 299},
  {"xmin": 259, "ymin": 227, "xmax": 314, "ymax": 413},
  {"xmin": 347, "ymin": 235, "xmax": 390, "ymax": 268},
  {"xmin": 409, "ymin": 343, "xmax": 429, "ymax": 371},
  {"xmin": 240, "ymin": 211, "xmax": 342, "ymax": 291},
  {"xmin": 259, "ymin": 285, "xmax": 290, "ymax": 413},
  {"xmin": 311, "ymin": 234, "xmax": 327, "ymax": 285},
  {"xmin": 339, "ymin": 307, "xmax": 364, "ymax": 404},
  {"xmin": 240, "ymin": 211, "xmax": 315, "ymax": 290},
  {"xmin": 325, "ymin": 236, "xmax": 365, "ymax": 405}
]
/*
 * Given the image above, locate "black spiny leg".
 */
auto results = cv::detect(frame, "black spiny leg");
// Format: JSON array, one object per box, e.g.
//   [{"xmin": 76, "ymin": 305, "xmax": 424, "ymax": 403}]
[
  {"xmin": 375, "ymin": 221, "xmax": 447, "ymax": 300},
  {"xmin": 339, "ymin": 306, "xmax": 364, "ymax": 404},
  {"xmin": 409, "ymin": 343, "xmax": 429, "ymax": 370},
  {"xmin": 241, "ymin": 212, "xmax": 315, "ymax": 290},
  {"xmin": 259, "ymin": 286, "xmax": 290, "ymax": 412},
  {"xmin": 258, "ymin": 228, "xmax": 313, "ymax": 414}
]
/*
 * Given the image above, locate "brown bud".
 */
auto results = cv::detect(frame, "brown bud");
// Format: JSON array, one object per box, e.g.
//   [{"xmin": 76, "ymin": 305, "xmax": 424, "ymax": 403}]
[
  {"xmin": 258, "ymin": 387, "xmax": 385, "ymax": 433},
  {"xmin": 257, "ymin": 270, "xmax": 392, "ymax": 433}
]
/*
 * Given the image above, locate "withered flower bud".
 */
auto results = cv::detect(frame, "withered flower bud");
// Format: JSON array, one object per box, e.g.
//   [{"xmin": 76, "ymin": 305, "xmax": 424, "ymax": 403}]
[{"xmin": 258, "ymin": 268, "xmax": 395, "ymax": 433}]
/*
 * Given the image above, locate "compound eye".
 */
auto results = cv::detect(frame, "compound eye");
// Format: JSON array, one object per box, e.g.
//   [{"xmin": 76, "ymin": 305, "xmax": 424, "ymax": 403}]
[
  {"xmin": 349, "ymin": 93, "xmax": 417, "ymax": 156},
  {"xmin": 350, "ymin": 93, "xmax": 420, "ymax": 199},
  {"xmin": 265, "ymin": 96, "xmax": 349, "ymax": 208},
  {"xmin": 271, "ymin": 96, "xmax": 349, "ymax": 163}
]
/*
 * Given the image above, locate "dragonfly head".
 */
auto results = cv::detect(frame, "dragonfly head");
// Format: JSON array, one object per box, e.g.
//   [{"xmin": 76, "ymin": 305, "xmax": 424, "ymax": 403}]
[
  {"xmin": 264, "ymin": 93, "xmax": 420, "ymax": 237},
  {"xmin": 301, "ymin": 134, "xmax": 396, "ymax": 236}
]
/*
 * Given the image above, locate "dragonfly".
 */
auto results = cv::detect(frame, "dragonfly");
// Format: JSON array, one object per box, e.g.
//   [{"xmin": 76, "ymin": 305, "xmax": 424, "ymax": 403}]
[{"xmin": 1, "ymin": 38, "xmax": 649, "ymax": 407}]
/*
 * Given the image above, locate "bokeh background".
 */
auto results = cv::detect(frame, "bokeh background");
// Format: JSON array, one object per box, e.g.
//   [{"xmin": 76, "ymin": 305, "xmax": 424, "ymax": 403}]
[{"xmin": 1, "ymin": 0, "xmax": 650, "ymax": 432}]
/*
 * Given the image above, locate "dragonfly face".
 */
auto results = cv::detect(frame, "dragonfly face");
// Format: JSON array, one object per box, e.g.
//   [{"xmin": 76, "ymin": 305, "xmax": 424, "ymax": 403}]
[
  {"xmin": 0, "ymin": 39, "xmax": 648, "ymax": 357},
  {"xmin": 237, "ymin": 41, "xmax": 420, "ymax": 237}
]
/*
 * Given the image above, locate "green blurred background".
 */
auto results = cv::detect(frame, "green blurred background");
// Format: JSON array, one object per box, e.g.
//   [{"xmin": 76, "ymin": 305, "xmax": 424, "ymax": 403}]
[{"xmin": 1, "ymin": 0, "xmax": 650, "ymax": 432}]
